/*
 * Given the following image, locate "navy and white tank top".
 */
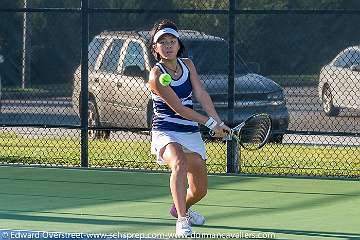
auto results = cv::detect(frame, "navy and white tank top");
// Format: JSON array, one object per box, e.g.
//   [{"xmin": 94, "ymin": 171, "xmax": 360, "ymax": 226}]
[{"xmin": 151, "ymin": 58, "xmax": 199, "ymax": 133}]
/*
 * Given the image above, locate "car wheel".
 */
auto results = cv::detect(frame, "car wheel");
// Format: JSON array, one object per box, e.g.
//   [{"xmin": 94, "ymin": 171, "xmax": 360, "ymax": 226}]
[
  {"xmin": 269, "ymin": 134, "xmax": 283, "ymax": 144},
  {"xmin": 322, "ymin": 85, "xmax": 340, "ymax": 116},
  {"xmin": 88, "ymin": 101, "xmax": 101, "ymax": 140}
]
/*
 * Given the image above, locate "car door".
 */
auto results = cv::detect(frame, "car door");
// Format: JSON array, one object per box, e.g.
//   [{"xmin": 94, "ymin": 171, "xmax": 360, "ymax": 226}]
[
  {"xmin": 116, "ymin": 39, "xmax": 151, "ymax": 128},
  {"xmin": 96, "ymin": 37, "xmax": 126, "ymax": 124},
  {"xmin": 333, "ymin": 49, "xmax": 360, "ymax": 109},
  {"xmin": 331, "ymin": 50, "xmax": 352, "ymax": 107},
  {"xmin": 348, "ymin": 50, "xmax": 360, "ymax": 109}
]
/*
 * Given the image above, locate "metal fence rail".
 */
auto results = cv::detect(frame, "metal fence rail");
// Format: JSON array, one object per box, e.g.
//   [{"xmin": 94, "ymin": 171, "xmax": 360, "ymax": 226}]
[{"xmin": 0, "ymin": 0, "xmax": 359, "ymax": 178}]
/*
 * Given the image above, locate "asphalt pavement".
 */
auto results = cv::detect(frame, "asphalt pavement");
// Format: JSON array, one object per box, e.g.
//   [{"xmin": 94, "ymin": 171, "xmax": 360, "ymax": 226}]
[{"xmin": 0, "ymin": 87, "xmax": 359, "ymax": 145}]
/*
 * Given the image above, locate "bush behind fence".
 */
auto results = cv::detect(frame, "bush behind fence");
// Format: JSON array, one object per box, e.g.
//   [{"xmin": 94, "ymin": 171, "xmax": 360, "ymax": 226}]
[{"xmin": 0, "ymin": 1, "xmax": 359, "ymax": 178}]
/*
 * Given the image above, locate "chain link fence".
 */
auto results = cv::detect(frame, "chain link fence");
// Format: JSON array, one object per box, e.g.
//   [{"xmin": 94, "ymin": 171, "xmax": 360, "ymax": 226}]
[{"xmin": 0, "ymin": 1, "xmax": 359, "ymax": 178}]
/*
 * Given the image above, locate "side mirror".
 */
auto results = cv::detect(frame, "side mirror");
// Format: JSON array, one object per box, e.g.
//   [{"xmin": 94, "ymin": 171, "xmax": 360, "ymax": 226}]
[
  {"xmin": 350, "ymin": 64, "xmax": 360, "ymax": 72},
  {"xmin": 247, "ymin": 62, "xmax": 260, "ymax": 74},
  {"xmin": 0, "ymin": 55, "xmax": 4, "ymax": 64},
  {"xmin": 123, "ymin": 65, "xmax": 146, "ymax": 78}
]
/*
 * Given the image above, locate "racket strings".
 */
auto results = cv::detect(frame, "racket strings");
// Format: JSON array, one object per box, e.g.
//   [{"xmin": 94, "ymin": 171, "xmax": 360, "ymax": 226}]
[{"xmin": 239, "ymin": 117, "xmax": 271, "ymax": 149}]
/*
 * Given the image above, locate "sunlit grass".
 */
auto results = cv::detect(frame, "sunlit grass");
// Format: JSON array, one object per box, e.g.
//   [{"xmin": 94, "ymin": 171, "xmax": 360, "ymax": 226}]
[{"xmin": 0, "ymin": 132, "xmax": 359, "ymax": 177}]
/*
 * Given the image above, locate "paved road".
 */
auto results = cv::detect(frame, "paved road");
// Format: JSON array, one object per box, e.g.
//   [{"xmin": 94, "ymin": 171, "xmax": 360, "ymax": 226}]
[
  {"xmin": 0, "ymin": 88, "xmax": 359, "ymax": 145},
  {"xmin": 0, "ymin": 98, "xmax": 149, "ymax": 141},
  {"xmin": 285, "ymin": 87, "xmax": 360, "ymax": 133},
  {"xmin": 0, "ymin": 98, "xmax": 79, "ymax": 126}
]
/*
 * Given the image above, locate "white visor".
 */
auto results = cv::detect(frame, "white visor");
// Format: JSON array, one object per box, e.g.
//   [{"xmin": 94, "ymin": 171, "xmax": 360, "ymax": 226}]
[{"xmin": 153, "ymin": 28, "xmax": 180, "ymax": 43}]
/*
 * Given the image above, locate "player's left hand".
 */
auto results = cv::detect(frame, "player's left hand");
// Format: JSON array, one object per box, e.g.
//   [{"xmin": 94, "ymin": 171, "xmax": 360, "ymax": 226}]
[{"xmin": 212, "ymin": 123, "xmax": 231, "ymax": 139}]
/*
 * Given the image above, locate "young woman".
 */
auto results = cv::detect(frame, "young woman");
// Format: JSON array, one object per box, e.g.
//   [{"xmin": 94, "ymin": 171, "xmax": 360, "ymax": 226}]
[{"xmin": 148, "ymin": 19, "xmax": 230, "ymax": 236}]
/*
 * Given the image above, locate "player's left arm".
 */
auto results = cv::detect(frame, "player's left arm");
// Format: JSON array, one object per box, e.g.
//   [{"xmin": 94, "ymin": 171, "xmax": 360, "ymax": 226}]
[{"xmin": 183, "ymin": 58, "xmax": 222, "ymax": 124}]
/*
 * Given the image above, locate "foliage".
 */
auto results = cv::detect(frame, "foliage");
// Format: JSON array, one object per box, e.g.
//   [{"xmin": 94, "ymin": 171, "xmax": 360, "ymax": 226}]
[
  {"xmin": 234, "ymin": 0, "xmax": 360, "ymax": 75},
  {"xmin": 0, "ymin": 132, "xmax": 359, "ymax": 177}
]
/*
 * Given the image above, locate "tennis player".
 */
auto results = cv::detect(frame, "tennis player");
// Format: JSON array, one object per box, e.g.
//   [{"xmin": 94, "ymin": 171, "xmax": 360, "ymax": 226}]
[{"xmin": 148, "ymin": 19, "xmax": 230, "ymax": 236}]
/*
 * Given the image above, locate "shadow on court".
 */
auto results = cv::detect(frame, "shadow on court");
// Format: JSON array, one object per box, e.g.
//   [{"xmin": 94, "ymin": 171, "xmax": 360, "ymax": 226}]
[
  {"xmin": 0, "ymin": 166, "xmax": 359, "ymax": 239},
  {"xmin": 200, "ymin": 225, "xmax": 360, "ymax": 239},
  {"xmin": 0, "ymin": 211, "xmax": 174, "ymax": 227}
]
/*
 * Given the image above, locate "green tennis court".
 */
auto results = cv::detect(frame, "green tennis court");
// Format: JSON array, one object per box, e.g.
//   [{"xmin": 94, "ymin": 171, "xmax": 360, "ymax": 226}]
[{"xmin": 1, "ymin": 166, "xmax": 359, "ymax": 239}]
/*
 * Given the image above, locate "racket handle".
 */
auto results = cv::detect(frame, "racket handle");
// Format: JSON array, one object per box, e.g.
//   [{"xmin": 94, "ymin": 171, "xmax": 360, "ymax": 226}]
[{"xmin": 209, "ymin": 129, "xmax": 230, "ymax": 137}]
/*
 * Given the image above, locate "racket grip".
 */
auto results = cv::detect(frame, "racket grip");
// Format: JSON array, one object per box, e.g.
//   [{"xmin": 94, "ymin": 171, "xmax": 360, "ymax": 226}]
[{"xmin": 209, "ymin": 129, "xmax": 230, "ymax": 137}]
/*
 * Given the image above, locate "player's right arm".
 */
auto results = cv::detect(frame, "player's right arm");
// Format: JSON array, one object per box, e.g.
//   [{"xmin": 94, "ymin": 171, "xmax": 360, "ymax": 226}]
[{"xmin": 148, "ymin": 66, "xmax": 209, "ymax": 125}]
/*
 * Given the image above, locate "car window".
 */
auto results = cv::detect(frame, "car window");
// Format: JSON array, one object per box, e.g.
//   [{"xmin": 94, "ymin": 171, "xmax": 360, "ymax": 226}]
[
  {"xmin": 88, "ymin": 37, "xmax": 106, "ymax": 70},
  {"xmin": 333, "ymin": 49, "xmax": 360, "ymax": 68},
  {"xmin": 349, "ymin": 50, "xmax": 360, "ymax": 65},
  {"xmin": 123, "ymin": 41, "xmax": 145, "ymax": 71},
  {"xmin": 99, "ymin": 39, "xmax": 124, "ymax": 73},
  {"xmin": 184, "ymin": 40, "xmax": 247, "ymax": 75}
]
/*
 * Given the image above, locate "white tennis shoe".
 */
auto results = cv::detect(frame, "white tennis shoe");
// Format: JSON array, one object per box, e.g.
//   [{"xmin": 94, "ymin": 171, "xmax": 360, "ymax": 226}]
[
  {"xmin": 176, "ymin": 216, "xmax": 192, "ymax": 237},
  {"xmin": 187, "ymin": 208, "xmax": 206, "ymax": 226},
  {"xmin": 170, "ymin": 204, "xmax": 206, "ymax": 226}
]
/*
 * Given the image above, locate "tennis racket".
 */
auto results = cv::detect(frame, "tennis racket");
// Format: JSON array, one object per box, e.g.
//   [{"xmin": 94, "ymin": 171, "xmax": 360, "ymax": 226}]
[{"xmin": 210, "ymin": 113, "xmax": 272, "ymax": 150}]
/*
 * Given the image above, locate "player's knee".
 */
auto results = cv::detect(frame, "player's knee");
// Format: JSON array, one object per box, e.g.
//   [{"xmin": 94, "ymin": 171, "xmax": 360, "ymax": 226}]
[{"xmin": 171, "ymin": 157, "xmax": 187, "ymax": 173}]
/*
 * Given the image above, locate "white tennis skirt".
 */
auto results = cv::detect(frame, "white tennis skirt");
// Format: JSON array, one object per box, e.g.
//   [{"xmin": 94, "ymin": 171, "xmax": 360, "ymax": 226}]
[{"xmin": 151, "ymin": 130, "xmax": 207, "ymax": 164}]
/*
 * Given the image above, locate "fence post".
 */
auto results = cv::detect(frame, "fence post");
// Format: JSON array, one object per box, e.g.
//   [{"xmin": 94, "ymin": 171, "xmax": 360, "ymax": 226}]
[
  {"xmin": 0, "ymin": 55, "xmax": 2, "ymax": 113},
  {"xmin": 22, "ymin": 0, "xmax": 31, "ymax": 89},
  {"xmin": 80, "ymin": 0, "xmax": 89, "ymax": 168},
  {"xmin": 226, "ymin": 0, "xmax": 239, "ymax": 173}
]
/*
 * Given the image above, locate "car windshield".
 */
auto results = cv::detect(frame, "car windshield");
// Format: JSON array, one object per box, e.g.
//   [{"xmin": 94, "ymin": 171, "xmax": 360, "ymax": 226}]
[
  {"xmin": 184, "ymin": 40, "xmax": 248, "ymax": 75},
  {"xmin": 333, "ymin": 49, "xmax": 360, "ymax": 67},
  {"xmin": 351, "ymin": 51, "xmax": 360, "ymax": 64}
]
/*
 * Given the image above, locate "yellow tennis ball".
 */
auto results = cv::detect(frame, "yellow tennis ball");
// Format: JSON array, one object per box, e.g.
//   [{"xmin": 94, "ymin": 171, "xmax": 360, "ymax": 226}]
[{"xmin": 159, "ymin": 73, "xmax": 172, "ymax": 86}]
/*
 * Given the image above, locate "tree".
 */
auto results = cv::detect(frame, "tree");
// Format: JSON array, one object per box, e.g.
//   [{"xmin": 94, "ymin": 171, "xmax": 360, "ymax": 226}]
[
  {"xmin": 1, "ymin": 0, "xmax": 359, "ymax": 87},
  {"xmin": 235, "ymin": 0, "xmax": 360, "ymax": 75},
  {"xmin": 0, "ymin": 0, "xmax": 24, "ymax": 86}
]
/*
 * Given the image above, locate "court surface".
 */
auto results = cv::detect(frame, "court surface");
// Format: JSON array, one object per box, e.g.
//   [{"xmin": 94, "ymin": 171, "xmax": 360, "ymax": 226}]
[{"xmin": 0, "ymin": 166, "xmax": 359, "ymax": 240}]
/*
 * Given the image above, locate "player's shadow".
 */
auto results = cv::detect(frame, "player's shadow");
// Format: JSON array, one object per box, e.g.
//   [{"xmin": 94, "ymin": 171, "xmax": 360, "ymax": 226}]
[{"xmin": 0, "ymin": 211, "xmax": 174, "ymax": 227}]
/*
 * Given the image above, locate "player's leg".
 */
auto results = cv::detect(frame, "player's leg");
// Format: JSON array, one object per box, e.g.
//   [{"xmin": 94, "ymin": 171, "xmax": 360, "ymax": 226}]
[
  {"xmin": 185, "ymin": 152, "xmax": 207, "ymax": 225},
  {"xmin": 161, "ymin": 143, "xmax": 188, "ymax": 218},
  {"xmin": 169, "ymin": 152, "xmax": 207, "ymax": 225},
  {"xmin": 185, "ymin": 152, "xmax": 208, "ymax": 208},
  {"xmin": 162, "ymin": 143, "xmax": 192, "ymax": 236}
]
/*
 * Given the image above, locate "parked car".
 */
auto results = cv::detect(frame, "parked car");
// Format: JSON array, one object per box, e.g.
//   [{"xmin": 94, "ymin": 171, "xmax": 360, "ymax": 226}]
[
  {"xmin": 318, "ymin": 46, "xmax": 360, "ymax": 116},
  {"xmin": 72, "ymin": 30, "xmax": 289, "ymax": 142}
]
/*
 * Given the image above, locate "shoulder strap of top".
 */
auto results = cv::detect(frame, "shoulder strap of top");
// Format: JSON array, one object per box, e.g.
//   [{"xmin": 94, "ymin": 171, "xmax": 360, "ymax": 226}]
[
  {"xmin": 155, "ymin": 62, "xmax": 166, "ymax": 73},
  {"xmin": 178, "ymin": 58, "xmax": 190, "ymax": 73}
]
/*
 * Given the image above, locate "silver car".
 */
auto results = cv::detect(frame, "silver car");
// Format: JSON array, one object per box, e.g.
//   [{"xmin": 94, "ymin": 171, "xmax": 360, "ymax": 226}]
[
  {"xmin": 72, "ymin": 30, "xmax": 289, "ymax": 142},
  {"xmin": 318, "ymin": 46, "xmax": 360, "ymax": 116}
]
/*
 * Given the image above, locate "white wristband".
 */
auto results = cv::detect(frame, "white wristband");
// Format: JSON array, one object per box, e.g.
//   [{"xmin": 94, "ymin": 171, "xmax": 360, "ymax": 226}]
[
  {"xmin": 205, "ymin": 117, "xmax": 218, "ymax": 130},
  {"xmin": 205, "ymin": 117, "xmax": 215, "ymax": 128}
]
